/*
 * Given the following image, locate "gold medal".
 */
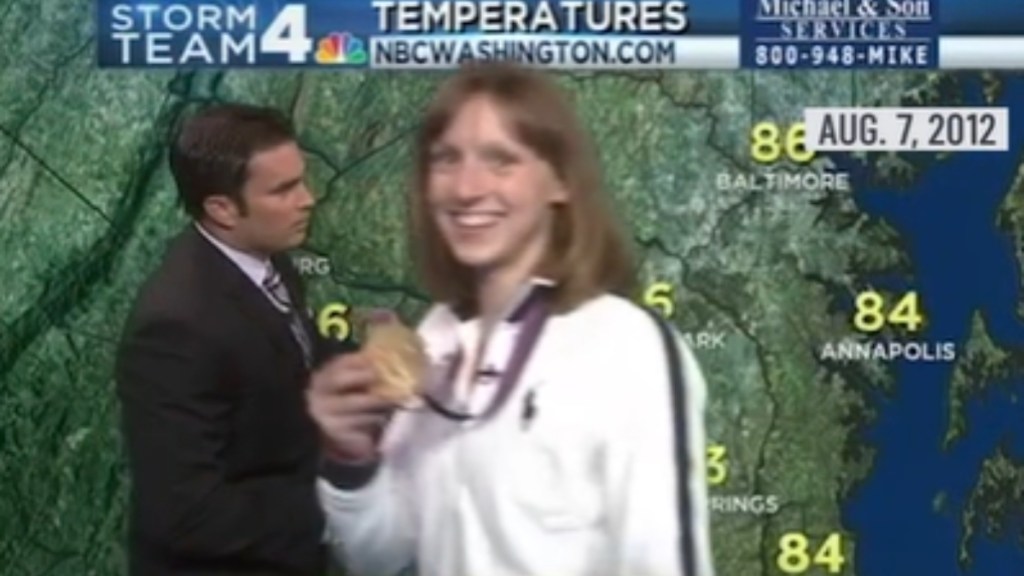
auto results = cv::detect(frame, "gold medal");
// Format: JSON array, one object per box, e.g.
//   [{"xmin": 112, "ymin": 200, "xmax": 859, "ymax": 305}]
[{"xmin": 364, "ymin": 321, "xmax": 428, "ymax": 403}]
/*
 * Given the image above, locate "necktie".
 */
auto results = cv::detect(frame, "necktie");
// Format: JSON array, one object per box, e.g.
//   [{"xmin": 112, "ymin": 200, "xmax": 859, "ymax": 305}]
[{"xmin": 263, "ymin": 266, "xmax": 313, "ymax": 368}]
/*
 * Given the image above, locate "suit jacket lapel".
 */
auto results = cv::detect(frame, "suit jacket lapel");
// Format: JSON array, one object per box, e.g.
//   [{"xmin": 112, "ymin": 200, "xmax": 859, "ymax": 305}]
[{"xmin": 186, "ymin": 227, "xmax": 307, "ymax": 372}]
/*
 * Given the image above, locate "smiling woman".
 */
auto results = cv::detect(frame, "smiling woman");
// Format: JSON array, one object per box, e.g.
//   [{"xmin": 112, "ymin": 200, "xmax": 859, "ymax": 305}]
[
  {"xmin": 312, "ymin": 61, "xmax": 717, "ymax": 576},
  {"xmin": 409, "ymin": 60, "xmax": 635, "ymax": 324}
]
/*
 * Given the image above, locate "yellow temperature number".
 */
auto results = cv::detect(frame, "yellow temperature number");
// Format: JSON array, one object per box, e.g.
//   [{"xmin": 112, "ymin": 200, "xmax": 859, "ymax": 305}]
[
  {"xmin": 643, "ymin": 282, "xmax": 675, "ymax": 318},
  {"xmin": 751, "ymin": 121, "xmax": 815, "ymax": 165},
  {"xmin": 317, "ymin": 302, "xmax": 352, "ymax": 341},
  {"xmin": 852, "ymin": 290, "xmax": 925, "ymax": 333},
  {"xmin": 707, "ymin": 444, "xmax": 728, "ymax": 486},
  {"xmin": 777, "ymin": 532, "xmax": 845, "ymax": 574}
]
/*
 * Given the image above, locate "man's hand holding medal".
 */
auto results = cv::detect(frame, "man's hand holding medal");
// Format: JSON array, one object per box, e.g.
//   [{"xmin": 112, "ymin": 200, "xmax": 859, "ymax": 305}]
[{"xmin": 308, "ymin": 310, "xmax": 428, "ymax": 463}]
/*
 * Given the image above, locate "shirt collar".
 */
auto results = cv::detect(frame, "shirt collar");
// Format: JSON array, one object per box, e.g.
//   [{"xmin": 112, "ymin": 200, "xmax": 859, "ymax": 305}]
[
  {"xmin": 420, "ymin": 278, "xmax": 554, "ymax": 362},
  {"xmin": 505, "ymin": 277, "xmax": 554, "ymax": 323},
  {"xmin": 195, "ymin": 223, "xmax": 271, "ymax": 288},
  {"xmin": 445, "ymin": 276, "xmax": 554, "ymax": 325}
]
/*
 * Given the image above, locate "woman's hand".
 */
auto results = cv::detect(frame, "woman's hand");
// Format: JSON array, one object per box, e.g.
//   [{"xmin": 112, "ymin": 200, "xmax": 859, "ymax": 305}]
[{"xmin": 308, "ymin": 353, "xmax": 396, "ymax": 463}]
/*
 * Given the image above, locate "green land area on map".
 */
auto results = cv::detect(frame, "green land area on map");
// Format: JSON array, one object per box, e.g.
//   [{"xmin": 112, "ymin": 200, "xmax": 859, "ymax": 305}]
[{"xmin": 2, "ymin": 1, "xmax": 1024, "ymax": 574}]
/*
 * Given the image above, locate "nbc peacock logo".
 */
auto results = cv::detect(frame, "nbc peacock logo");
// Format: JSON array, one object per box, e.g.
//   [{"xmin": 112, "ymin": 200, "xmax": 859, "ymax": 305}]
[{"xmin": 315, "ymin": 32, "xmax": 367, "ymax": 65}]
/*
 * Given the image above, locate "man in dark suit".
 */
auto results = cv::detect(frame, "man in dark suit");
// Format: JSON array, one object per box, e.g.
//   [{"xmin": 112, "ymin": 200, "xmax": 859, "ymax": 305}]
[{"xmin": 115, "ymin": 104, "xmax": 392, "ymax": 576}]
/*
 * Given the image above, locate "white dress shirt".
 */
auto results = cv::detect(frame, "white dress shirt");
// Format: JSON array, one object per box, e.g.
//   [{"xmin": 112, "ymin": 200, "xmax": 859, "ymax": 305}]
[{"xmin": 319, "ymin": 281, "xmax": 715, "ymax": 576}]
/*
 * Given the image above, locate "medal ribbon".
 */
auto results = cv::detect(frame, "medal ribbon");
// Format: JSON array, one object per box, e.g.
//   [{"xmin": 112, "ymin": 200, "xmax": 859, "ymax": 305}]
[{"xmin": 422, "ymin": 286, "xmax": 551, "ymax": 422}]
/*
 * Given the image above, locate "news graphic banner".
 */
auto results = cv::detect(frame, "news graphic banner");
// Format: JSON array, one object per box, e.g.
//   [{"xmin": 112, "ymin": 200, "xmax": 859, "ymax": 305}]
[
  {"xmin": 94, "ymin": 0, "xmax": 1024, "ymax": 70},
  {"xmin": 8, "ymin": 0, "xmax": 1024, "ymax": 573}
]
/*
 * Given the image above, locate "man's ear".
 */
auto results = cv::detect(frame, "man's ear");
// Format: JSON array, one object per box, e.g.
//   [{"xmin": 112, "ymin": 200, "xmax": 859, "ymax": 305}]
[{"xmin": 203, "ymin": 195, "xmax": 242, "ymax": 228}]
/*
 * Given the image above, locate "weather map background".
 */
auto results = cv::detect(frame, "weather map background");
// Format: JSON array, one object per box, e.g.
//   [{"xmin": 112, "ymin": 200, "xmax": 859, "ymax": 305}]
[{"xmin": 2, "ymin": 1, "xmax": 1024, "ymax": 575}]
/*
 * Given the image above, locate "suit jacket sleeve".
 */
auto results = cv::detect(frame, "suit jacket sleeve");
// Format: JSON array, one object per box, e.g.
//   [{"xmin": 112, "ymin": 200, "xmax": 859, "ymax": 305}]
[{"xmin": 116, "ymin": 315, "xmax": 325, "ymax": 567}]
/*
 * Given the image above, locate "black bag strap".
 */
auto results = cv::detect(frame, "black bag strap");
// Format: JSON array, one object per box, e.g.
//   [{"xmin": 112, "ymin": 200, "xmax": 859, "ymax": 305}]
[{"xmin": 642, "ymin": 307, "xmax": 697, "ymax": 576}]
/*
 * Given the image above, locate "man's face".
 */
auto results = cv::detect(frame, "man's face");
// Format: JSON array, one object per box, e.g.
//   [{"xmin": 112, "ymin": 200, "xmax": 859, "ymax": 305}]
[{"xmin": 218, "ymin": 141, "xmax": 315, "ymax": 255}]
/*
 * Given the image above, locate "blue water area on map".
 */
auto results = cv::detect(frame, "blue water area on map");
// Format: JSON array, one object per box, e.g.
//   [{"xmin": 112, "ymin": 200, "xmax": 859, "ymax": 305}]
[{"xmin": 834, "ymin": 76, "xmax": 1024, "ymax": 576}]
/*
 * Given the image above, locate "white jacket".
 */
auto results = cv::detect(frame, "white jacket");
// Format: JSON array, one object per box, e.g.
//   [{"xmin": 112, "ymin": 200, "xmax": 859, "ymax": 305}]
[{"xmin": 319, "ymin": 285, "xmax": 714, "ymax": 576}]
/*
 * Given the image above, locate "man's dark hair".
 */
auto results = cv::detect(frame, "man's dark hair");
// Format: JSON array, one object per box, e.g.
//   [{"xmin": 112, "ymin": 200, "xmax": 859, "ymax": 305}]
[{"xmin": 169, "ymin": 103, "xmax": 296, "ymax": 219}]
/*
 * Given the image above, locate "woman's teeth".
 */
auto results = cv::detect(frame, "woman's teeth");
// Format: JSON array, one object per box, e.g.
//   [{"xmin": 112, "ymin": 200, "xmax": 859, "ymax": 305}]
[{"xmin": 453, "ymin": 212, "xmax": 501, "ymax": 227}]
